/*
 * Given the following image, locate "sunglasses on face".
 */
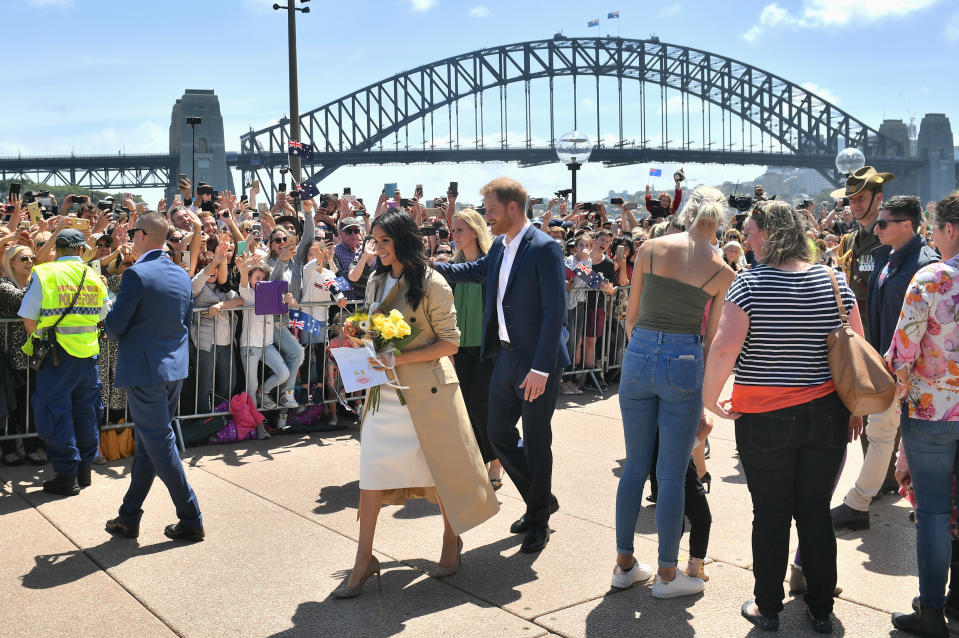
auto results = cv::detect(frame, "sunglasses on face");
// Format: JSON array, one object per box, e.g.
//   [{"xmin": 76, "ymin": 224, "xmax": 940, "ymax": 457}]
[
  {"xmin": 19, "ymin": 255, "xmax": 36, "ymax": 263},
  {"xmin": 272, "ymin": 237, "xmax": 287, "ymax": 244},
  {"xmin": 341, "ymin": 227, "xmax": 362, "ymax": 235},
  {"xmin": 127, "ymin": 228, "xmax": 146, "ymax": 240},
  {"xmin": 875, "ymin": 218, "xmax": 909, "ymax": 230},
  {"xmin": 169, "ymin": 236, "xmax": 183, "ymax": 243}
]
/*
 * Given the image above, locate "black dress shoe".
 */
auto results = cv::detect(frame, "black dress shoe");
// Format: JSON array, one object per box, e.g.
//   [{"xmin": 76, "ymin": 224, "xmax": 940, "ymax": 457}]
[
  {"xmin": 105, "ymin": 517, "xmax": 139, "ymax": 538},
  {"xmin": 510, "ymin": 494, "xmax": 560, "ymax": 534},
  {"xmin": 892, "ymin": 604, "xmax": 948, "ymax": 637},
  {"xmin": 807, "ymin": 609, "xmax": 834, "ymax": 634},
  {"xmin": 830, "ymin": 503, "xmax": 870, "ymax": 531},
  {"xmin": 164, "ymin": 523, "xmax": 205, "ymax": 542},
  {"xmin": 43, "ymin": 474, "xmax": 79, "ymax": 496},
  {"xmin": 741, "ymin": 601, "xmax": 779, "ymax": 631},
  {"xmin": 520, "ymin": 526, "xmax": 550, "ymax": 553},
  {"xmin": 77, "ymin": 464, "xmax": 92, "ymax": 488}
]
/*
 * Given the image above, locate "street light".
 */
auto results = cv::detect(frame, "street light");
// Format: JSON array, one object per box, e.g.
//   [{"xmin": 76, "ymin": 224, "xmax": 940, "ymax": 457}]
[
  {"xmin": 186, "ymin": 116, "xmax": 202, "ymax": 199},
  {"xmin": 273, "ymin": 0, "xmax": 310, "ymax": 196},
  {"xmin": 555, "ymin": 130, "xmax": 593, "ymax": 206},
  {"xmin": 836, "ymin": 147, "xmax": 866, "ymax": 176}
]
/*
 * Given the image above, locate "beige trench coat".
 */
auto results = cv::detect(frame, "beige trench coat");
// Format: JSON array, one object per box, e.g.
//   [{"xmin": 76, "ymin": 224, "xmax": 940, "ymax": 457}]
[{"xmin": 362, "ymin": 269, "xmax": 499, "ymax": 534}]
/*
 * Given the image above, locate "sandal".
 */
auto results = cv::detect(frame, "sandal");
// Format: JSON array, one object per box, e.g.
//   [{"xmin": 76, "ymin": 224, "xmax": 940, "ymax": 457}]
[{"xmin": 490, "ymin": 477, "xmax": 503, "ymax": 491}]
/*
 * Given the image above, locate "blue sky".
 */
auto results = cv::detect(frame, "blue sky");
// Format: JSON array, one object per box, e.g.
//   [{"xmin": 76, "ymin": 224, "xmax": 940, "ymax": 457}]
[{"xmin": 2, "ymin": 0, "xmax": 956, "ymax": 205}]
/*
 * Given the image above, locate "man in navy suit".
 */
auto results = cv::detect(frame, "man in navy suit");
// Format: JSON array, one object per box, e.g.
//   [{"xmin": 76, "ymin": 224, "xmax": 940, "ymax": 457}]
[
  {"xmin": 103, "ymin": 212, "xmax": 204, "ymax": 542},
  {"xmin": 433, "ymin": 177, "xmax": 568, "ymax": 553}
]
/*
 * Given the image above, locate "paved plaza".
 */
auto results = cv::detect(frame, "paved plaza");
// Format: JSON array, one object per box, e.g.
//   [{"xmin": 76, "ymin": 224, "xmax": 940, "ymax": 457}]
[{"xmin": 0, "ymin": 385, "xmax": 925, "ymax": 637}]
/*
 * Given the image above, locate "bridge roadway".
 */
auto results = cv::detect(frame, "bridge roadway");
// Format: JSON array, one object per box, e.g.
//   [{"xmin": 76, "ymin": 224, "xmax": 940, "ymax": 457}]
[{"xmin": 0, "ymin": 382, "xmax": 920, "ymax": 637}]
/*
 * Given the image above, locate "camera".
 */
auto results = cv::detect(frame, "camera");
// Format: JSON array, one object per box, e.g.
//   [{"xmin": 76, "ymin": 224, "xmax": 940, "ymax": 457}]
[
  {"xmin": 529, "ymin": 197, "xmax": 544, "ymax": 205},
  {"xmin": 197, "ymin": 185, "xmax": 214, "ymax": 196},
  {"xmin": 728, "ymin": 194, "xmax": 754, "ymax": 212},
  {"xmin": 581, "ymin": 202, "xmax": 596, "ymax": 212},
  {"xmin": 610, "ymin": 197, "xmax": 625, "ymax": 206},
  {"xmin": 799, "ymin": 199, "xmax": 814, "ymax": 210},
  {"xmin": 97, "ymin": 200, "xmax": 114, "ymax": 211},
  {"xmin": 420, "ymin": 225, "xmax": 437, "ymax": 236},
  {"xmin": 554, "ymin": 188, "xmax": 573, "ymax": 198}
]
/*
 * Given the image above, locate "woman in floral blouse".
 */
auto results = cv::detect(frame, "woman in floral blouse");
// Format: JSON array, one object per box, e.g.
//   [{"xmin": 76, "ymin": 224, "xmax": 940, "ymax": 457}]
[{"xmin": 886, "ymin": 191, "xmax": 959, "ymax": 637}]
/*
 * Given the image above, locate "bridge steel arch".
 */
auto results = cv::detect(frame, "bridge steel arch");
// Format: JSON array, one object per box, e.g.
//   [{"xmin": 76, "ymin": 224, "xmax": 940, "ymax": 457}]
[{"xmin": 240, "ymin": 36, "xmax": 906, "ymax": 196}]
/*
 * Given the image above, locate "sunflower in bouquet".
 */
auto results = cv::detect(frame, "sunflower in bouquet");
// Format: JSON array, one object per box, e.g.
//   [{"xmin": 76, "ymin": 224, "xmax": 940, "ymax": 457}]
[{"xmin": 343, "ymin": 307, "xmax": 419, "ymax": 412}]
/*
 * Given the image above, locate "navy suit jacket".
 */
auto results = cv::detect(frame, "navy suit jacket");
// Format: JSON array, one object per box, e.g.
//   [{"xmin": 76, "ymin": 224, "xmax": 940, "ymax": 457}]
[
  {"xmin": 434, "ymin": 224, "xmax": 570, "ymax": 373},
  {"xmin": 105, "ymin": 250, "xmax": 193, "ymax": 388}
]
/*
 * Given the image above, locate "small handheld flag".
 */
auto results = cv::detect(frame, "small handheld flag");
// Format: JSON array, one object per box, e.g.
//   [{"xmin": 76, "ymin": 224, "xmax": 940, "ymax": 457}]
[
  {"xmin": 649, "ymin": 168, "xmax": 662, "ymax": 177},
  {"xmin": 587, "ymin": 18, "xmax": 599, "ymax": 27},
  {"xmin": 287, "ymin": 140, "xmax": 314, "ymax": 160},
  {"xmin": 608, "ymin": 11, "xmax": 620, "ymax": 19},
  {"xmin": 297, "ymin": 181, "xmax": 320, "ymax": 199}
]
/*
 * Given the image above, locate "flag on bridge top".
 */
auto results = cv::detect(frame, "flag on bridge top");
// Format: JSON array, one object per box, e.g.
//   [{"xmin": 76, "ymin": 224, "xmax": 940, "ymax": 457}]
[
  {"xmin": 608, "ymin": 11, "xmax": 620, "ymax": 19},
  {"xmin": 287, "ymin": 140, "xmax": 314, "ymax": 160},
  {"xmin": 297, "ymin": 181, "xmax": 320, "ymax": 199},
  {"xmin": 649, "ymin": 168, "xmax": 662, "ymax": 177},
  {"xmin": 587, "ymin": 18, "xmax": 599, "ymax": 27}
]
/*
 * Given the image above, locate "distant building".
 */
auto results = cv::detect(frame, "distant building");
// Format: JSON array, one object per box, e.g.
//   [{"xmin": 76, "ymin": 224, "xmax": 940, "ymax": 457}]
[{"xmin": 169, "ymin": 90, "xmax": 234, "ymax": 194}]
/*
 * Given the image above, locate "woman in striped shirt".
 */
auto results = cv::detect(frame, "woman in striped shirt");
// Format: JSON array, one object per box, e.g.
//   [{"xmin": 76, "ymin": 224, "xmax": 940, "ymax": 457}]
[{"xmin": 703, "ymin": 201, "xmax": 864, "ymax": 634}]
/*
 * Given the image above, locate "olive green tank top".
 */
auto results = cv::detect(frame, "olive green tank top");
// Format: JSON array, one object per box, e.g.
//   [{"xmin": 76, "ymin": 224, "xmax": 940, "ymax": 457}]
[{"xmin": 635, "ymin": 242, "xmax": 725, "ymax": 335}]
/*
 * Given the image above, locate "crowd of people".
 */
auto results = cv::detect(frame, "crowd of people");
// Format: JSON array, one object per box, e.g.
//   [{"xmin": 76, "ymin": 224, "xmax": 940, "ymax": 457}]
[{"xmin": 2, "ymin": 165, "xmax": 958, "ymax": 636}]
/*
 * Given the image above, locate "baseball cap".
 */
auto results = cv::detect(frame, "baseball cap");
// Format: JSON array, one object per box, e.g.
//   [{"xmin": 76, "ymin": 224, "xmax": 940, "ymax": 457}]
[
  {"xmin": 55, "ymin": 229, "xmax": 87, "ymax": 248},
  {"xmin": 339, "ymin": 216, "xmax": 362, "ymax": 231}
]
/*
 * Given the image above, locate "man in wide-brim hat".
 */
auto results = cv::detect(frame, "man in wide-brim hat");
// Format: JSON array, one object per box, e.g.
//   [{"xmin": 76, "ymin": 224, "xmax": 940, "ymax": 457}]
[{"xmin": 836, "ymin": 166, "xmax": 895, "ymax": 342}]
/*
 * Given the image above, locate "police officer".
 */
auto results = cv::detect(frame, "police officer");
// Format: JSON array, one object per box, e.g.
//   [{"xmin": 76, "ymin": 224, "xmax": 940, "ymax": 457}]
[
  {"xmin": 835, "ymin": 166, "xmax": 894, "ymax": 342},
  {"xmin": 19, "ymin": 227, "xmax": 109, "ymax": 496}
]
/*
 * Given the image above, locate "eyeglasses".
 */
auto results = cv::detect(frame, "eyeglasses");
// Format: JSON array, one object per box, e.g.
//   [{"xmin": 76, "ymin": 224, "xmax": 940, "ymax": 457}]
[
  {"xmin": 127, "ymin": 228, "xmax": 146, "ymax": 240},
  {"xmin": 271, "ymin": 237, "xmax": 287, "ymax": 244},
  {"xmin": 341, "ymin": 227, "xmax": 362, "ymax": 235},
  {"xmin": 875, "ymin": 218, "xmax": 910, "ymax": 230},
  {"xmin": 19, "ymin": 255, "xmax": 36, "ymax": 263},
  {"xmin": 169, "ymin": 235, "xmax": 183, "ymax": 243},
  {"xmin": 435, "ymin": 250, "xmax": 452, "ymax": 255}
]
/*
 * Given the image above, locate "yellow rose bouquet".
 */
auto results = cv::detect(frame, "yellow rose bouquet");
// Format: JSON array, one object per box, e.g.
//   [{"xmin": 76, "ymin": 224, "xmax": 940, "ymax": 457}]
[{"xmin": 343, "ymin": 306, "xmax": 420, "ymax": 413}]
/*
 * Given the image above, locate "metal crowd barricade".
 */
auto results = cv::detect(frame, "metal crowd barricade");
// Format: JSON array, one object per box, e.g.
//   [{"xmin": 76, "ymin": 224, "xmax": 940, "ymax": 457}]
[
  {"xmin": 560, "ymin": 285, "xmax": 631, "ymax": 395},
  {"xmin": 0, "ymin": 300, "xmax": 364, "ymax": 451}
]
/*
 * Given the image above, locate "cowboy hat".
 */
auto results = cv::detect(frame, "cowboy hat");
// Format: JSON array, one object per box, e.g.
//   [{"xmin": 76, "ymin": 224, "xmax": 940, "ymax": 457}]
[{"xmin": 830, "ymin": 166, "xmax": 895, "ymax": 198}]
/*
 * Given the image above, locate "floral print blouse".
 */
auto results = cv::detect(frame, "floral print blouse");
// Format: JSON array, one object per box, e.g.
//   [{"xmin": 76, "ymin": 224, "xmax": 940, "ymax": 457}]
[{"xmin": 886, "ymin": 256, "xmax": 959, "ymax": 421}]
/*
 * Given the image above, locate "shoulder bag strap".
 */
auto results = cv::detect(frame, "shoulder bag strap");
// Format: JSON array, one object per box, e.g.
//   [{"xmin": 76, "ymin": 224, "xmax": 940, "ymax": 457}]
[
  {"xmin": 48, "ymin": 265, "xmax": 89, "ymax": 331},
  {"xmin": 825, "ymin": 266, "xmax": 849, "ymax": 327}
]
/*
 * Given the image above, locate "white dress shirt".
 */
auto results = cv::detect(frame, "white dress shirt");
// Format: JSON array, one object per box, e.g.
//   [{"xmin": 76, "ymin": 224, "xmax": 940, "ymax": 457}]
[{"xmin": 496, "ymin": 220, "xmax": 547, "ymax": 378}]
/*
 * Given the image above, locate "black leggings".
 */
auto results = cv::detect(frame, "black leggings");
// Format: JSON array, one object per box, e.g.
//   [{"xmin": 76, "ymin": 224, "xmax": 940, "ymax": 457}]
[
  {"xmin": 648, "ymin": 432, "xmax": 711, "ymax": 560},
  {"xmin": 454, "ymin": 346, "xmax": 496, "ymax": 463}
]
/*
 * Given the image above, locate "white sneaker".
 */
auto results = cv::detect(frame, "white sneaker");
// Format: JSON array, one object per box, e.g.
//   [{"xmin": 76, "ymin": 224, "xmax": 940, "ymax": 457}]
[
  {"xmin": 651, "ymin": 571, "xmax": 705, "ymax": 599},
  {"xmin": 256, "ymin": 423, "xmax": 271, "ymax": 440},
  {"xmin": 611, "ymin": 561, "xmax": 655, "ymax": 589},
  {"xmin": 278, "ymin": 391, "xmax": 299, "ymax": 409},
  {"xmin": 276, "ymin": 413, "xmax": 290, "ymax": 431},
  {"xmin": 259, "ymin": 393, "xmax": 277, "ymax": 410}
]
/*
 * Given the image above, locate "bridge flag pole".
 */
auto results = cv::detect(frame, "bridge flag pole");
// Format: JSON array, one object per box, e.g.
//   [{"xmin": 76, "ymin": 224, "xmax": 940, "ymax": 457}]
[{"xmin": 275, "ymin": 0, "xmax": 311, "ymax": 203}]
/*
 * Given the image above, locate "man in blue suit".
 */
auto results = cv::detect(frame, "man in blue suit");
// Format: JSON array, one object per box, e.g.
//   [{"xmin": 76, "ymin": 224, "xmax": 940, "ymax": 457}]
[
  {"xmin": 433, "ymin": 177, "xmax": 568, "ymax": 553},
  {"xmin": 103, "ymin": 212, "xmax": 204, "ymax": 542}
]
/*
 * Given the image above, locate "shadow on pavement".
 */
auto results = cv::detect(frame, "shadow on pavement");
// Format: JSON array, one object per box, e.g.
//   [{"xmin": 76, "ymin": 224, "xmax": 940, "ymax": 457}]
[{"xmin": 20, "ymin": 536, "xmax": 183, "ymax": 590}]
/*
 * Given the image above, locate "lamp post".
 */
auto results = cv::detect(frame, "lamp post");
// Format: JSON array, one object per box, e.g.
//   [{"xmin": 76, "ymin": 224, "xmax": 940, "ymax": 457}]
[
  {"xmin": 555, "ymin": 131, "xmax": 593, "ymax": 206},
  {"xmin": 186, "ymin": 116, "xmax": 202, "ymax": 199},
  {"xmin": 835, "ymin": 147, "xmax": 866, "ymax": 177},
  {"xmin": 273, "ymin": 0, "xmax": 310, "ymax": 188}
]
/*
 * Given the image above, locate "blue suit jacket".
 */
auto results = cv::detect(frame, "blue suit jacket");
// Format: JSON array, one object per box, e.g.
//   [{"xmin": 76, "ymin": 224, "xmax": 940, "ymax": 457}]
[
  {"xmin": 434, "ymin": 224, "xmax": 570, "ymax": 372},
  {"xmin": 105, "ymin": 250, "xmax": 194, "ymax": 387}
]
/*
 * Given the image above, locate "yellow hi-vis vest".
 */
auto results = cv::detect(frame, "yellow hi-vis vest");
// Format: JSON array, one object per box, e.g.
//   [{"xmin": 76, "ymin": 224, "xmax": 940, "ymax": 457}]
[{"xmin": 22, "ymin": 260, "xmax": 107, "ymax": 359}]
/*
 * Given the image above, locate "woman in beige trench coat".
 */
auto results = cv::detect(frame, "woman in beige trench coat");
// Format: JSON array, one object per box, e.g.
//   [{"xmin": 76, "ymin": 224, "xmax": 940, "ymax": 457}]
[{"xmin": 332, "ymin": 210, "xmax": 499, "ymax": 599}]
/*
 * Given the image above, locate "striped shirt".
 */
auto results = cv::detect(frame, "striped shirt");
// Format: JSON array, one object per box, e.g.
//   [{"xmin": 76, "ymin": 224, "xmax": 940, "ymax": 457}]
[{"xmin": 726, "ymin": 264, "xmax": 855, "ymax": 388}]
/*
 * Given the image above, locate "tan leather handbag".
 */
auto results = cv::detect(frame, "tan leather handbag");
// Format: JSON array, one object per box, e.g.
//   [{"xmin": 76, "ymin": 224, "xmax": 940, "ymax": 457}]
[{"xmin": 825, "ymin": 268, "xmax": 896, "ymax": 416}]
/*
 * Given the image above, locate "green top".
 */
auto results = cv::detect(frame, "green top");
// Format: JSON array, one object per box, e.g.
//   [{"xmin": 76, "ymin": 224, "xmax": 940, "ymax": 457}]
[
  {"xmin": 453, "ymin": 281, "xmax": 484, "ymax": 348},
  {"xmin": 635, "ymin": 242, "xmax": 724, "ymax": 335}
]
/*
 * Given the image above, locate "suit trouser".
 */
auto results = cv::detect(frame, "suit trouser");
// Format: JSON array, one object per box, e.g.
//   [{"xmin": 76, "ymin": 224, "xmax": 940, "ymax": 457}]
[
  {"xmin": 844, "ymin": 401, "xmax": 900, "ymax": 511},
  {"xmin": 32, "ymin": 352, "xmax": 101, "ymax": 476},
  {"xmin": 487, "ymin": 348, "xmax": 560, "ymax": 528},
  {"xmin": 118, "ymin": 381, "xmax": 202, "ymax": 529}
]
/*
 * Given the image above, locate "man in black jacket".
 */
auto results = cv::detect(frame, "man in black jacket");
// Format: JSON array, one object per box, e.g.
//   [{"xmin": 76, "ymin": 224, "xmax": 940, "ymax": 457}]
[{"xmin": 832, "ymin": 196, "xmax": 939, "ymax": 530}]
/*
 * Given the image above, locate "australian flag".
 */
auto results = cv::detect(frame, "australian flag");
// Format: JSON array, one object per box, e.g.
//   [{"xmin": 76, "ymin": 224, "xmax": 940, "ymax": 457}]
[
  {"xmin": 649, "ymin": 168, "xmax": 662, "ymax": 177},
  {"xmin": 608, "ymin": 11, "xmax": 619, "ymax": 19},
  {"xmin": 575, "ymin": 264, "xmax": 605, "ymax": 289},
  {"xmin": 587, "ymin": 18, "xmax": 599, "ymax": 27},
  {"xmin": 287, "ymin": 140, "xmax": 314, "ymax": 160},
  {"xmin": 288, "ymin": 308, "xmax": 324, "ymax": 338},
  {"xmin": 297, "ymin": 181, "xmax": 320, "ymax": 199}
]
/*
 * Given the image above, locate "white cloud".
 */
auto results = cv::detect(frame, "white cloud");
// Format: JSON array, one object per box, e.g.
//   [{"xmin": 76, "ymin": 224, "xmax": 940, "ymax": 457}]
[
  {"xmin": 657, "ymin": 3, "xmax": 681, "ymax": 18},
  {"xmin": 744, "ymin": 0, "xmax": 942, "ymax": 41},
  {"xmin": 409, "ymin": 0, "xmax": 437, "ymax": 11},
  {"xmin": 469, "ymin": 5, "xmax": 491, "ymax": 18},
  {"xmin": 946, "ymin": 13, "xmax": 959, "ymax": 41},
  {"xmin": 800, "ymin": 82, "xmax": 841, "ymax": 106}
]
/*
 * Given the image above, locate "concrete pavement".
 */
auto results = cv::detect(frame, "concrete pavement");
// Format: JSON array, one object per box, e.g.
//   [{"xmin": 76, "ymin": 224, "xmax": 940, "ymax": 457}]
[{"xmin": 0, "ymin": 386, "xmax": 922, "ymax": 637}]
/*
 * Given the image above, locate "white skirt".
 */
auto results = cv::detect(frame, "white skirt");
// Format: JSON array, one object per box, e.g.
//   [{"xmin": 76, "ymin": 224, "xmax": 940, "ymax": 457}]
[{"xmin": 359, "ymin": 387, "xmax": 435, "ymax": 490}]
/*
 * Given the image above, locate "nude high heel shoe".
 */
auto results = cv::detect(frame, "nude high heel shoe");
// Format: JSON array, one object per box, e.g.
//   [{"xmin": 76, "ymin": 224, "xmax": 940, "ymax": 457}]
[
  {"xmin": 433, "ymin": 537, "xmax": 463, "ymax": 579},
  {"xmin": 331, "ymin": 556, "xmax": 381, "ymax": 599}
]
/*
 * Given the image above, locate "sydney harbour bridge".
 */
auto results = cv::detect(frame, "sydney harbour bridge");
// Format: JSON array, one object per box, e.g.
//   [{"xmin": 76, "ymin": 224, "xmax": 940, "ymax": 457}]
[{"xmin": 2, "ymin": 36, "xmax": 954, "ymax": 202}]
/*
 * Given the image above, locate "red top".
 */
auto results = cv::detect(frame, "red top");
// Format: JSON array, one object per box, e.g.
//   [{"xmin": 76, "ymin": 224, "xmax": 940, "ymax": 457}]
[{"xmin": 645, "ymin": 185, "xmax": 682, "ymax": 215}]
